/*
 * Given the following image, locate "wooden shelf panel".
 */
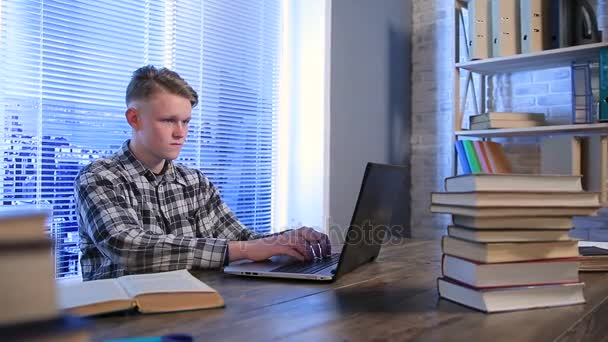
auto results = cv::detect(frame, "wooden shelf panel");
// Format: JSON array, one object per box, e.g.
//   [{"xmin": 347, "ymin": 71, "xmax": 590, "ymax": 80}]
[
  {"xmin": 455, "ymin": 42, "xmax": 608, "ymax": 75},
  {"xmin": 456, "ymin": 123, "xmax": 608, "ymax": 138}
]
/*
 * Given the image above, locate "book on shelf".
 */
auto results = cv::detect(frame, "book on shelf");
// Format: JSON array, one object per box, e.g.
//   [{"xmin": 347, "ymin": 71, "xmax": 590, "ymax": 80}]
[
  {"xmin": 469, "ymin": 112, "xmax": 546, "ymax": 123},
  {"xmin": 442, "ymin": 254, "xmax": 579, "ymax": 288},
  {"xmin": 600, "ymin": 47, "xmax": 608, "ymax": 121},
  {"xmin": 452, "ymin": 215, "xmax": 574, "ymax": 230},
  {"xmin": 483, "ymin": 141, "xmax": 512, "ymax": 173},
  {"xmin": 469, "ymin": 112, "xmax": 546, "ymax": 130},
  {"xmin": 470, "ymin": 119, "xmax": 545, "ymax": 130},
  {"xmin": 438, "ymin": 277, "xmax": 585, "ymax": 313},
  {"xmin": 442, "ymin": 236, "xmax": 579, "ymax": 263},
  {"xmin": 455, "ymin": 140, "xmax": 472, "ymax": 174},
  {"xmin": 578, "ymin": 245, "xmax": 608, "ymax": 271},
  {"xmin": 447, "ymin": 225, "xmax": 571, "ymax": 242},
  {"xmin": 472, "ymin": 141, "xmax": 493, "ymax": 173},
  {"xmin": 431, "ymin": 191, "xmax": 599, "ymax": 208},
  {"xmin": 57, "ymin": 269, "xmax": 225, "ymax": 317},
  {"xmin": 540, "ymin": 136, "xmax": 582, "ymax": 176},
  {"xmin": 444, "ymin": 173, "xmax": 582, "ymax": 192},
  {"xmin": 462, "ymin": 140, "xmax": 482, "ymax": 173},
  {"xmin": 581, "ymin": 136, "xmax": 608, "ymax": 204},
  {"xmin": 431, "ymin": 204, "xmax": 599, "ymax": 217}
]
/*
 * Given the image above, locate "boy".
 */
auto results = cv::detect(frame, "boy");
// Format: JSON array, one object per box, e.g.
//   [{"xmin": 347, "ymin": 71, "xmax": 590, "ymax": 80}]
[{"xmin": 75, "ymin": 65, "xmax": 330, "ymax": 280}]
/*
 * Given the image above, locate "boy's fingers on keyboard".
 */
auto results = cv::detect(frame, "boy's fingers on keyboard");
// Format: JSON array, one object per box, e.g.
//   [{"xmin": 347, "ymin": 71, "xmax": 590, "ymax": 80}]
[
  {"xmin": 322, "ymin": 235, "xmax": 331, "ymax": 256},
  {"xmin": 279, "ymin": 245, "xmax": 306, "ymax": 261},
  {"xmin": 279, "ymin": 232, "xmax": 312, "ymax": 261}
]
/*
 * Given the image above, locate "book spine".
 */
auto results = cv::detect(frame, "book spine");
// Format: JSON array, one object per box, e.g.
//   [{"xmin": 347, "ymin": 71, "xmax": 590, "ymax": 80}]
[
  {"xmin": 462, "ymin": 140, "xmax": 482, "ymax": 173},
  {"xmin": 470, "ymin": 112, "xmax": 545, "ymax": 123},
  {"xmin": 442, "ymin": 275, "xmax": 581, "ymax": 290},
  {"xmin": 483, "ymin": 141, "xmax": 512, "ymax": 173},
  {"xmin": 455, "ymin": 140, "xmax": 472, "ymax": 174},
  {"xmin": 600, "ymin": 47, "xmax": 608, "ymax": 121},
  {"xmin": 473, "ymin": 141, "xmax": 493, "ymax": 173}
]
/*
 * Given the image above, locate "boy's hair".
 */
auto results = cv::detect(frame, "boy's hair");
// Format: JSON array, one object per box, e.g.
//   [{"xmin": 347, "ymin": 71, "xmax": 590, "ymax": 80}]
[{"xmin": 125, "ymin": 65, "xmax": 198, "ymax": 108}]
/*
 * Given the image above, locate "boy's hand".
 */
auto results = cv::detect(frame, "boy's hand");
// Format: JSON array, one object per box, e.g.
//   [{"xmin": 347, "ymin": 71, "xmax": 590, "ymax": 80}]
[{"xmin": 228, "ymin": 227, "xmax": 331, "ymax": 262}]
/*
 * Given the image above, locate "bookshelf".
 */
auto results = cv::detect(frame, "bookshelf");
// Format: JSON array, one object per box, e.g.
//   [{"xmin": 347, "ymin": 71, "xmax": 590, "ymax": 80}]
[
  {"xmin": 453, "ymin": 1, "xmax": 608, "ymax": 204},
  {"xmin": 456, "ymin": 123, "xmax": 608, "ymax": 138},
  {"xmin": 456, "ymin": 42, "xmax": 608, "ymax": 74}
]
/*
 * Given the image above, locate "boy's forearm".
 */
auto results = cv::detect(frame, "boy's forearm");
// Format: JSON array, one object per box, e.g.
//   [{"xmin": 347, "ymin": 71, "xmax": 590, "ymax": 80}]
[{"xmin": 228, "ymin": 241, "xmax": 247, "ymax": 261}]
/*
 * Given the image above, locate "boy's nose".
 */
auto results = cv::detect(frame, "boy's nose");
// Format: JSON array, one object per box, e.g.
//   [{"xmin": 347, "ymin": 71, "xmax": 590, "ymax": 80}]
[{"xmin": 174, "ymin": 123, "xmax": 188, "ymax": 137}]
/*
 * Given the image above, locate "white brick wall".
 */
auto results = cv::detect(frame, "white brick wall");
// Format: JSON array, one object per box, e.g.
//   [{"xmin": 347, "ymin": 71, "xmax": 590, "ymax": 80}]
[
  {"xmin": 411, "ymin": 0, "xmax": 608, "ymax": 238},
  {"xmin": 411, "ymin": 0, "xmax": 453, "ymax": 239}
]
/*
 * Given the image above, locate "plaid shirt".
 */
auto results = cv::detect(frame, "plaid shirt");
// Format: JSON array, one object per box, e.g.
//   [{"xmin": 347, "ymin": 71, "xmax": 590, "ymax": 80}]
[{"xmin": 75, "ymin": 140, "xmax": 263, "ymax": 281}]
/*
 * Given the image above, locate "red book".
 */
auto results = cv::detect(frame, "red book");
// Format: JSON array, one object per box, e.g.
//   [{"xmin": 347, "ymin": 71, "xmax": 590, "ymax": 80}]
[
  {"xmin": 483, "ymin": 141, "xmax": 512, "ymax": 173},
  {"xmin": 472, "ymin": 141, "xmax": 493, "ymax": 173}
]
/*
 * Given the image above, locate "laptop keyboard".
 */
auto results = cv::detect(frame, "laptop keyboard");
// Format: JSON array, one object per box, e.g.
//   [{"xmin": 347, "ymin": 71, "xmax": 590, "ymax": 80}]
[{"xmin": 271, "ymin": 254, "xmax": 341, "ymax": 274}]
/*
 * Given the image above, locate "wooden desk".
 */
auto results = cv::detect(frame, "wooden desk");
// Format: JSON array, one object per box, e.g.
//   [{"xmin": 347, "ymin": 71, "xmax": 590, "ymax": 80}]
[{"xmin": 89, "ymin": 239, "xmax": 608, "ymax": 342}]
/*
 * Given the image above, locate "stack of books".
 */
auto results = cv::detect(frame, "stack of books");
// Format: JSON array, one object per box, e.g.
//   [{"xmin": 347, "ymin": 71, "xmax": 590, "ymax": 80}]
[
  {"xmin": 431, "ymin": 173, "xmax": 602, "ymax": 313},
  {"xmin": 0, "ymin": 208, "xmax": 89, "ymax": 341},
  {"xmin": 469, "ymin": 112, "xmax": 546, "ymax": 130},
  {"xmin": 578, "ymin": 243, "xmax": 608, "ymax": 271}
]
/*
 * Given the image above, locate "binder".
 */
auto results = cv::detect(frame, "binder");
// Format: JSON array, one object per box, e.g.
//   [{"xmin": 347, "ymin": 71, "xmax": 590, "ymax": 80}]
[
  {"xmin": 549, "ymin": 0, "xmax": 572, "ymax": 49},
  {"xmin": 572, "ymin": 0, "xmax": 601, "ymax": 46},
  {"xmin": 520, "ymin": 0, "xmax": 550, "ymax": 54},
  {"xmin": 468, "ymin": 0, "xmax": 491, "ymax": 60},
  {"xmin": 491, "ymin": 0, "xmax": 521, "ymax": 57},
  {"xmin": 599, "ymin": 47, "xmax": 608, "ymax": 122}
]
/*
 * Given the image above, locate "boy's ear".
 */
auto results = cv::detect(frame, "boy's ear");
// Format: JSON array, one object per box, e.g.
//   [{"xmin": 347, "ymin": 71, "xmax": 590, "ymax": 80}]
[{"xmin": 125, "ymin": 107, "xmax": 140, "ymax": 130}]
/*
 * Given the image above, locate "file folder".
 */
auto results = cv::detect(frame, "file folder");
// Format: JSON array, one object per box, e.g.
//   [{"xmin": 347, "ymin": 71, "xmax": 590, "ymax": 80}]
[
  {"xmin": 520, "ymin": 0, "xmax": 550, "ymax": 54},
  {"xmin": 492, "ymin": 0, "xmax": 521, "ymax": 57},
  {"xmin": 468, "ymin": 0, "xmax": 491, "ymax": 60}
]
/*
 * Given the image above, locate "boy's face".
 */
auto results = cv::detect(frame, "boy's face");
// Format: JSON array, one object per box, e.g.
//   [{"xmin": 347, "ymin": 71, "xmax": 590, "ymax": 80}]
[{"xmin": 129, "ymin": 91, "xmax": 192, "ymax": 164}]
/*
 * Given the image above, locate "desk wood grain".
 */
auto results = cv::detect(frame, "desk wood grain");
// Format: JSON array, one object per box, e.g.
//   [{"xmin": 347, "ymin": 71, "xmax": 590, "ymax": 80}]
[{"xmin": 89, "ymin": 239, "xmax": 608, "ymax": 342}]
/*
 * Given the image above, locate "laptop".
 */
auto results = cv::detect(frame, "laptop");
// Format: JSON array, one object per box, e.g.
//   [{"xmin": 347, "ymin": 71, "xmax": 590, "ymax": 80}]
[{"xmin": 224, "ymin": 162, "xmax": 408, "ymax": 281}]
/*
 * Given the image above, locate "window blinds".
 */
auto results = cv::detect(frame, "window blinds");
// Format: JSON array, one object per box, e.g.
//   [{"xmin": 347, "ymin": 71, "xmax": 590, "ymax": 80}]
[{"xmin": 0, "ymin": 0, "xmax": 281, "ymax": 278}]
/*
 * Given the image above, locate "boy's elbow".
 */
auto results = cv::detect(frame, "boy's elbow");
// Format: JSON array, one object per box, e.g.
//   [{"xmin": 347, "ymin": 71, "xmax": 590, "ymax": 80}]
[{"xmin": 101, "ymin": 234, "xmax": 148, "ymax": 271}]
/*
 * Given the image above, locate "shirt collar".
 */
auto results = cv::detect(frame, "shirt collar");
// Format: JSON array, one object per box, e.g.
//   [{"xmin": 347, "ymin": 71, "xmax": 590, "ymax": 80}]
[{"xmin": 117, "ymin": 140, "xmax": 183, "ymax": 185}]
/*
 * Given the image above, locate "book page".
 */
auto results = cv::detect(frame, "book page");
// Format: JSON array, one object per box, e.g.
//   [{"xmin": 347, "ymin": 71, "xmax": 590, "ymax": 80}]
[
  {"xmin": 56, "ymin": 278, "xmax": 131, "ymax": 310},
  {"xmin": 117, "ymin": 269, "xmax": 216, "ymax": 298}
]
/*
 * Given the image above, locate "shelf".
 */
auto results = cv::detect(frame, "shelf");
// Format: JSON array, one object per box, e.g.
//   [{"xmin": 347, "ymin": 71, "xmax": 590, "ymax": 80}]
[
  {"xmin": 455, "ymin": 42, "xmax": 608, "ymax": 75},
  {"xmin": 455, "ymin": 123, "xmax": 608, "ymax": 138}
]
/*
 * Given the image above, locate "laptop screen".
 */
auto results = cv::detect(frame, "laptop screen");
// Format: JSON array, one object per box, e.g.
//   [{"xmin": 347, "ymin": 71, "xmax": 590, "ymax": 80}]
[{"xmin": 334, "ymin": 162, "xmax": 408, "ymax": 278}]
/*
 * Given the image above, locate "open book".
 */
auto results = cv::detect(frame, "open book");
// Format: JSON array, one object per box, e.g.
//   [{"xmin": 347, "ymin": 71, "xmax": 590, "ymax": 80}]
[{"xmin": 57, "ymin": 269, "xmax": 224, "ymax": 316}]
